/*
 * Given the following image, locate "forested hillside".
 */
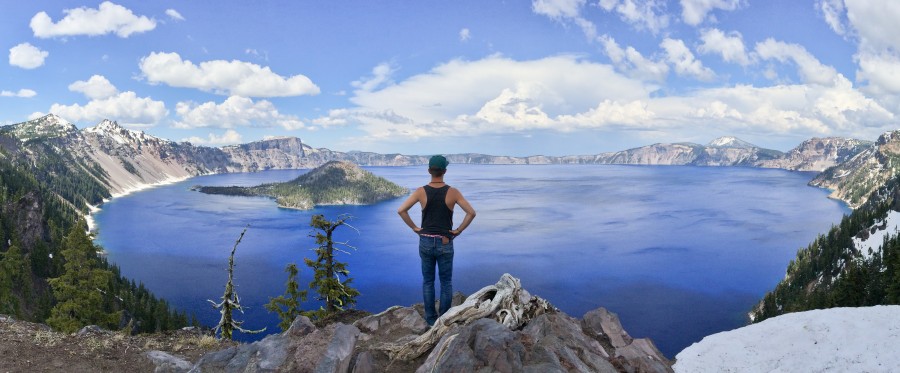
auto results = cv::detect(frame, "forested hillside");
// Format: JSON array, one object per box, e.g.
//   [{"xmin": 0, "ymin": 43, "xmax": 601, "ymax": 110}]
[
  {"xmin": 0, "ymin": 133, "xmax": 192, "ymax": 333},
  {"xmin": 751, "ymin": 176, "xmax": 900, "ymax": 322}
]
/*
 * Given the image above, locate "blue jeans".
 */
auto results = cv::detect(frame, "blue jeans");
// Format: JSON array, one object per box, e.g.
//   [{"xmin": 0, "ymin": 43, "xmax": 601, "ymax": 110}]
[{"xmin": 419, "ymin": 235, "xmax": 454, "ymax": 326}]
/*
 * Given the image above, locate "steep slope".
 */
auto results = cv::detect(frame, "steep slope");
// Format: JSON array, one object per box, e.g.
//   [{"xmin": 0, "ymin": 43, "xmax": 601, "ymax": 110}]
[
  {"xmin": 758, "ymin": 137, "xmax": 871, "ymax": 172},
  {"xmin": 811, "ymin": 131, "xmax": 900, "ymax": 208},
  {"xmin": 750, "ymin": 175, "xmax": 900, "ymax": 323},
  {"xmin": 675, "ymin": 306, "xmax": 900, "ymax": 372}
]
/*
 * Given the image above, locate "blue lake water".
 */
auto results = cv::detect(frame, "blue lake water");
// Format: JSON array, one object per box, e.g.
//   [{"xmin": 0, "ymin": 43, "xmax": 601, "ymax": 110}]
[{"xmin": 92, "ymin": 165, "xmax": 849, "ymax": 357}]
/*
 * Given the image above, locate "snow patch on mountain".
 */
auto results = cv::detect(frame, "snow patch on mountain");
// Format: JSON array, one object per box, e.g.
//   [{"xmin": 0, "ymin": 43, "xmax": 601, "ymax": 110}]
[
  {"xmin": 853, "ymin": 210, "xmax": 900, "ymax": 260},
  {"xmin": 708, "ymin": 136, "xmax": 756, "ymax": 148},
  {"xmin": 674, "ymin": 306, "xmax": 900, "ymax": 372}
]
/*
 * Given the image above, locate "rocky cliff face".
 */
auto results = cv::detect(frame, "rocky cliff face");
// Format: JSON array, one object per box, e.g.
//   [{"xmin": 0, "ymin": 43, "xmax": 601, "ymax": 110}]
[
  {"xmin": 758, "ymin": 137, "xmax": 872, "ymax": 172},
  {"xmin": 810, "ymin": 131, "xmax": 900, "ymax": 208},
  {"xmin": 0, "ymin": 115, "xmax": 872, "ymax": 208}
]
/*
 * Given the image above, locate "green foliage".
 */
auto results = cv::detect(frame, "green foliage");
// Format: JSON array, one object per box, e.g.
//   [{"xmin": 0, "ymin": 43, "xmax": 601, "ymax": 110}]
[
  {"xmin": 265, "ymin": 263, "xmax": 307, "ymax": 332},
  {"xmin": 47, "ymin": 225, "xmax": 120, "ymax": 333},
  {"xmin": 209, "ymin": 227, "xmax": 265, "ymax": 340},
  {"xmin": 304, "ymin": 214, "xmax": 360, "ymax": 320},
  {"xmin": 0, "ymin": 244, "xmax": 31, "ymax": 317}
]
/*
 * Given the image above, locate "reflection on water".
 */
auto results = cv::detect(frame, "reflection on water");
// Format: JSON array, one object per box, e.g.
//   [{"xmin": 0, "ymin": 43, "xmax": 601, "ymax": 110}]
[{"xmin": 93, "ymin": 165, "xmax": 848, "ymax": 357}]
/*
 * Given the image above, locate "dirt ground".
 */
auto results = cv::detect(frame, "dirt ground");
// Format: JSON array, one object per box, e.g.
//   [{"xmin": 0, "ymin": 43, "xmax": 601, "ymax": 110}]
[{"xmin": 0, "ymin": 315, "xmax": 235, "ymax": 373}]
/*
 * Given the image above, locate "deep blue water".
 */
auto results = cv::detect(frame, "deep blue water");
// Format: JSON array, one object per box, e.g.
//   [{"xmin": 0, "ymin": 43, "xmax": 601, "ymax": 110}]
[{"xmin": 92, "ymin": 165, "xmax": 849, "ymax": 357}]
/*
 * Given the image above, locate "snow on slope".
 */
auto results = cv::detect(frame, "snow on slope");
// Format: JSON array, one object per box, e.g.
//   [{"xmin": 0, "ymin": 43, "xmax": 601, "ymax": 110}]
[
  {"xmin": 853, "ymin": 210, "xmax": 900, "ymax": 260},
  {"xmin": 674, "ymin": 306, "xmax": 900, "ymax": 372}
]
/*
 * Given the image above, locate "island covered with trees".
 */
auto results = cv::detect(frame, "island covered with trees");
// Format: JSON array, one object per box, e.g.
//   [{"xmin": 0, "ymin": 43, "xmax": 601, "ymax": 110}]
[{"xmin": 194, "ymin": 161, "xmax": 409, "ymax": 209}]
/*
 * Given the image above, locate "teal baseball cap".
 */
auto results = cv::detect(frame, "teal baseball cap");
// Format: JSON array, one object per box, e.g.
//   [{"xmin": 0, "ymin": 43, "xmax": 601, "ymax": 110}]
[{"xmin": 429, "ymin": 155, "xmax": 449, "ymax": 169}]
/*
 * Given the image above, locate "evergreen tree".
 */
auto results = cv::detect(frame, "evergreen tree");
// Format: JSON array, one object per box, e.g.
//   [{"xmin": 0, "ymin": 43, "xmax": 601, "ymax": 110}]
[
  {"xmin": 304, "ymin": 214, "xmax": 360, "ymax": 320},
  {"xmin": 265, "ymin": 263, "xmax": 307, "ymax": 331},
  {"xmin": 208, "ymin": 227, "xmax": 265, "ymax": 340},
  {"xmin": 0, "ymin": 243, "xmax": 30, "ymax": 317},
  {"xmin": 47, "ymin": 225, "xmax": 119, "ymax": 333}
]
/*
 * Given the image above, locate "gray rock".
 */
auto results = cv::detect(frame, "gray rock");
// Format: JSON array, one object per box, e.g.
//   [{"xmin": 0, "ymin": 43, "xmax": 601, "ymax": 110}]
[
  {"xmin": 351, "ymin": 350, "xmax": 377, "ymax": 373},
  {"xmin": 316, "ymin": 323, "xmax": 361, "ymax": 373},
  {"xmin": 354, "ymin": 306, "xmax": 427, "ymax": 344},
  {"xmin": 189, "ymin": 333, "xmax": 290, "ymax": 373},
  {"xmin": 76, "ymin": 325, "xmax": 104, "ymax": 337},
  {"xmin": 522, "ymin": 313, "xmax": 617, "ymax": 373},
  {"xmin": 417, "ymin": 319, "xmax": 526, "ymax": 373},
  {"xmin": 145, "ymin": 350, "xmax": 192, "ymax": 373},
  {"xmin": 582, "ymin": 308, "xmax": 672, "ymax": 373}
]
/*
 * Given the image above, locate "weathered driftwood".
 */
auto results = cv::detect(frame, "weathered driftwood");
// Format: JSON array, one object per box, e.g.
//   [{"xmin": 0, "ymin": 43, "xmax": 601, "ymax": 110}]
[{"xmin": 386, "ymin": 273, "xmax": 556, "ymax": 361}]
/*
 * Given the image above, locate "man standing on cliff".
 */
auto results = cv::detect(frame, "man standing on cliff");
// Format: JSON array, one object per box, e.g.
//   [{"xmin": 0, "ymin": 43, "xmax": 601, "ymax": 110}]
[{"xmin": 397, "ymin": 155, "xmax": 476, "ymax": 326}]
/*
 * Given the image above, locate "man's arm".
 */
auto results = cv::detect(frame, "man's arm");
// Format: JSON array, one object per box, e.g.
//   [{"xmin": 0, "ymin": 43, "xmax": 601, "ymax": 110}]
[
  {"xmin": 449, "ymin": 189, "xmax": 476, "ymax": 236},
  {"xmin": 397, "ymin": 188, "xmax": 424, "ymax": 233}
]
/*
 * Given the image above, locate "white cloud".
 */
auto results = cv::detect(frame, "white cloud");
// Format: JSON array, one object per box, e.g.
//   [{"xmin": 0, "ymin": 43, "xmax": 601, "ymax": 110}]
[
  {"xmin": 598, "ymin": 0, "xmax": 670, "ymax": 34},
  {"xmin": 599, "ymin": 35, "xmax": 669, "ymax": 82},
  {"xmin": 352, "ymin": 62, "xmax": 396, "ymax": 93},
  {"xmin": 856, "ymin": 52, "xmax": 900, "ymax": 94},
  {"xmin": 8, "ymin": 43, "xmax": 48, "ymax": 69},
  {"xmin": 532, "ymin": 0, "xmax": 596, "ymax": 39},
  {"xmin": 165, "ymin": 9, "xmax": 185, "ymax": 21},
  {"xmin": 139, "ymin": 52, "xmax": 320, "ymax": 97},
  {"xmin": 755, "ymin": 39, "xmax": 839, "ymax": 86},
  {"xmin": 182, "ymin": 130, "xmax": 243, "ymax": 146},
  {"xmin": 174, "ymin": 96, "xmax": 305, "ymax": 130},
  {"xmin": 30, "ymin": 1, "xmax": 156, "ymax": 38},
  {"xmin": 845, "ymin": 0, "xmax": 900, "ymax": 52},
  {"xmin": 1, "ymin": 89, "xmax": 37, "ymax": 98},
  {"xmin": 68, "ymin": 75, "xmax": 118, "ymax": 99},
  {"xmin": 817, "ymin": 0, "xmax": 847, "ymax": 36},
  {"xmin": 680, "ymin": 0, "xmax": 743, "ymax": 26},
  {"xmin": 312, "ymin": 54, "xmax": 893, "ymax": 145},
  {"xmin": 698, "ymin": 28, "xmax": 751, "ymax": 66},
  {"xmin": 49, "ymin": 92, "xmax": 167, "ymax": 126},
  {"xmin": 661, "ymin": 38, "xmax": 716, "ymax": 81},
  {"xmin": 459, "ymin": 28, "xmax": 471, "ymax": 42}
]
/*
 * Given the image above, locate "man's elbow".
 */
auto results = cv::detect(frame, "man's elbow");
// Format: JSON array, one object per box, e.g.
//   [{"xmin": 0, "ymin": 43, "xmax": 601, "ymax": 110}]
[{"xmin": 469, "ymin": 210, "xmax": 477, "ymax": 218}]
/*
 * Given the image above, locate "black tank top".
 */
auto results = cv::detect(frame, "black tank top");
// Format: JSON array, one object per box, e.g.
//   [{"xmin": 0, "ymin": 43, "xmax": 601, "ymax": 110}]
[{"xmin": 421, "ymin": 185, "xmax": 453, "ymax": 236}]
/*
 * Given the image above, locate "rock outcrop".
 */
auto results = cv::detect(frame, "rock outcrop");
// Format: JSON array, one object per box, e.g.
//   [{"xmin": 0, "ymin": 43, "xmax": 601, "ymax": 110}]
[
  {"xmin": 757, "ymin": 137, "xmax": 871, "ymax": 172},
  {"xmin": 180, "ymin": 274, "xmax": 672, "ymax": 373},
  {"xmin": 811, "ymin": 131, "xmax": 900, "ymax": 208}
]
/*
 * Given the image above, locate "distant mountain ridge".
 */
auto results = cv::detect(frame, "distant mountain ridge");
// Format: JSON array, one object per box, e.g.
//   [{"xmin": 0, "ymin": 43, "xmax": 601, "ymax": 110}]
[{"xmin": 0, "ymin": 114, "xmax": 874, "ymax": 207}]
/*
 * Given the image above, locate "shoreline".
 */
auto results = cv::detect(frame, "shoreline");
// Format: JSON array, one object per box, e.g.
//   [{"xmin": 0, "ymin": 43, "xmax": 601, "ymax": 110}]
[{"xmin": 84, "ymin": 174, "xmax": 202, "ymax": 233}]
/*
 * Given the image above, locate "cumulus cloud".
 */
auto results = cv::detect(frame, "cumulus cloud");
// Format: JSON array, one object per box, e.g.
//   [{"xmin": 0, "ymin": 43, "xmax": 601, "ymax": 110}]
[
  {"xmin": 598, "ymin": 0, "xmax": 670, "ymax": 34},
  {"xmin": 182, "ymin": 129, "xmax": 243, "ymax": 146},
  {"xmin": 139, "ymin": 52, "xmax": 320, "ymax": 97},
  {"xmin": 661, "ymin": 38, "xmax": 716, "ymax": 81},
  {"xmin": 532, "ymin": 0, "xmax": 596, "ymax": 39},
  {"xmin": 680, "ymin": 0, "xmax": 743, "ymax": 26},
  {"xmin": 698, "ymin": 28, "xmax": 751, "ymax": 66},
  {"xmin": 755, "ymin": 39, "xmax": 839, "ymax": 86},
  {"xmin": 174, "ymin": 96, "xmax": 305, "ymax": 130},
  {"xmin": 8, "ymin": 43, "xmax": 49, "ymax": 69},
  {"xmin": 816, "ymin": 0, "xmax": 847, "ymax": 36},
  {"xmin": 49, "ymin": 91, "xmax": 167, "ymax": 126},
  {"xmin": 459, "ymin": 28, "xmax": 471, "ymax": 42},
  {"xmin": 1, "ymin": 89, "xmax": 37, "ymax": 98},
  {"xmin": 68, "ymin": 75, "xmax": 118, "ymax": 99},
  {"xmin": 165, "ymin": 9, "xmax": 185, "ymax": 21},
  {"xmin": 30, "ymin": 1, "xmax": 156, "ymax": 38},
  {"xmin": 352, "ymin": 62, "xmax": 396, "ymax": 93},
  {"xmin": 599, "ymin": 35, "xmax": 669, "ymax": 82},
  {"xmin": 311, "ymin": 54, "xmax": 894, "ymax": 144}
]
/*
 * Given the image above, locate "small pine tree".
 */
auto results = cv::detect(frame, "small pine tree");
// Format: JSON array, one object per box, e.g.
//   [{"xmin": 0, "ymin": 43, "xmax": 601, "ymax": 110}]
[
  {"xmin": 265, "ymin": 263, "xmax": 307, "ymax": 331},
  {"xmin": 304, "ymin": 214, "xmax": 360, "ymax": 320},
  {"xmin": 208, "ymin": 227, "xmax": 265, "ymax": 340},
  {"xmin": 47, "ymin": 225, "xmax": 120, "ymax": 333}
]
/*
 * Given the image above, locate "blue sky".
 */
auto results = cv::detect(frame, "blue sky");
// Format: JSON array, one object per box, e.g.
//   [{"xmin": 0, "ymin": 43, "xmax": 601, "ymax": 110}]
[{"xmin": 2, "ymin": 1, "xmax": 899, "ymax": 155}]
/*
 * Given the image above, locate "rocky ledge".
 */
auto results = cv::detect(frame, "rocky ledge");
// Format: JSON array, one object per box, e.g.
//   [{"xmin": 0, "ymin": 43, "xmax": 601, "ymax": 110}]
[{"xmin": 164, "ymin": 274, "xmax": 671, "ymax": 373}]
